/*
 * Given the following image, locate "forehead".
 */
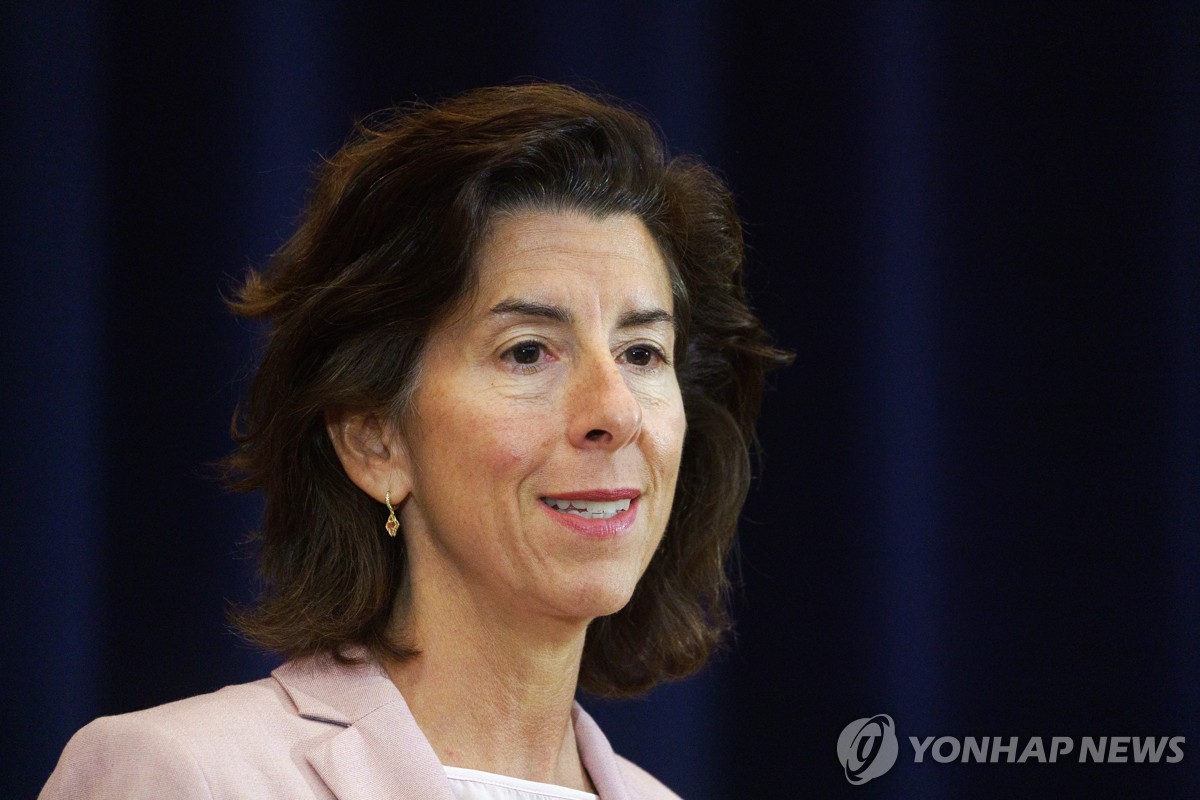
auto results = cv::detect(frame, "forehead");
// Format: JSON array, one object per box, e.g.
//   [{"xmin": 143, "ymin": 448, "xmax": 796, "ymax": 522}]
[{"xmin": 469, "ymin": 210, "xmax": 673, "ymax": 310}]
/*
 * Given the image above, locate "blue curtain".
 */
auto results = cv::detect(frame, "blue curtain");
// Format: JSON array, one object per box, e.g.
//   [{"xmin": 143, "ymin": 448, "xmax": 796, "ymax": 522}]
[{"xmin": 3, "ymin": 4, "xmax": 1197, "ymax": 797}]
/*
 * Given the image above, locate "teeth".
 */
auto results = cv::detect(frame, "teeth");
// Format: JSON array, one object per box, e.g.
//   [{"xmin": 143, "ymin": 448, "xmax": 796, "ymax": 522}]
[{"xmin": 542, "ymin": 497, "xmax": 632, "ymax": 519}]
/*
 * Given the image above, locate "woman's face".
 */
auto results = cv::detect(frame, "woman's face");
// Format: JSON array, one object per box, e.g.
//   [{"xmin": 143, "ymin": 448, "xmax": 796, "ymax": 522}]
[{"xmin": 394, "ymin": 210, "xmax": 686, "ymax": 630}]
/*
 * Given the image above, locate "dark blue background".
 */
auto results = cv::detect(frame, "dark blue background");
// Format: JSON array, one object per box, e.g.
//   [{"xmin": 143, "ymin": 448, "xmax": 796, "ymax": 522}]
[{"xmin": 3, "ymin": 3, "xmax": 1197, "ymax": 797}]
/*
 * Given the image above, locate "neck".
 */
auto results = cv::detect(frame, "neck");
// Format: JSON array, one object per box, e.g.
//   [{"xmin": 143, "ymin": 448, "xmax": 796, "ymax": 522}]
[{"xmin": 384, "ymin": 573, "xmax": 595, "ymax": 792}]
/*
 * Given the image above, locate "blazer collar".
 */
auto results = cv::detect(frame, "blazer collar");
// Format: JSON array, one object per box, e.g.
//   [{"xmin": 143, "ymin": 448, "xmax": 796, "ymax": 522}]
[
  {"xmin": 272, "ymin": 649, "xmax": 397, "ymax": 726},
  {"xmin": 573, "ymin": 704, "xmax": 634, "ymax": 800},
  {"xmin": 271, "ymin": 651, "xmax": 633, "ymax": 800}
]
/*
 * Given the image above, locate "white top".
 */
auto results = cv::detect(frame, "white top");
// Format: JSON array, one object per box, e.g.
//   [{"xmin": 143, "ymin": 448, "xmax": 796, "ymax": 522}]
[{"xmin": 444, "ymin": 766, "xmax": 600, "ymax": 800}]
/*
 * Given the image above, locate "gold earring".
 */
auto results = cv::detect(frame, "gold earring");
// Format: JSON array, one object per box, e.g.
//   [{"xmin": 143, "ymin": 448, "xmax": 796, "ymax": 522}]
[{"xmin": 384, "ymin": 491, "xmax": 399, "ymax": 537}]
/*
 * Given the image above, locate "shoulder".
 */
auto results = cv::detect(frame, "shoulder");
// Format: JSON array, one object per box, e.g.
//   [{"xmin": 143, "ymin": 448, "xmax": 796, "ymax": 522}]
[
  {"xmin": 74, "ymin": 677, "xmax": 300, "ymax": 755},
  {"xmin": 40, "ymin": 677, "xmax": 335, "ymax": 799},
  {"xmin": 102, "ymin": 675, "xmax": 287, "ymax": 733},
  {"xmin": 613, "ymin": 754, "xmax": 685, "ymax": 800},
  {"xmin": 41, "ymin": 708, "xmax": 215, "ymax": 799}
]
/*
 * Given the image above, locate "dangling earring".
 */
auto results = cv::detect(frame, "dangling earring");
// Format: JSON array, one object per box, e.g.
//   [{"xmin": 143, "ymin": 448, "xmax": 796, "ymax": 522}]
[{"xmin": 384, "ymin": 491, "xmax": 399, "ymax": 537}]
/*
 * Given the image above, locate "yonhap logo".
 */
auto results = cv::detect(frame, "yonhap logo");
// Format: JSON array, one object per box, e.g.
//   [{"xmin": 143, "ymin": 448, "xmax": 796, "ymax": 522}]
[
  {"xmin": 837, "ymin": 714, "xmax": 899, "ymax": 785},
  {"xmin": 835, "ymin": 714, "xmax": 1184, "ymax": 787}
]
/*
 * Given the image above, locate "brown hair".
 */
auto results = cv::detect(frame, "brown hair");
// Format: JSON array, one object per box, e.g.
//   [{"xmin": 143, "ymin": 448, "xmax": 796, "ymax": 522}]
[{"xmin": 226, "ymin": 83, "xmax": 790, "ymax": 696}]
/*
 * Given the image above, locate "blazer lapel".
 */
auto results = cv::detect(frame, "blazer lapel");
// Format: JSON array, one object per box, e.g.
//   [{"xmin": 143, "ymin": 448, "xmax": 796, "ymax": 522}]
[
  {"xmin": 272, "ymin": 654, "xmax": 628, "ymax": 800},
  {"xmin": 574, "ymin": 703, "xmax": 633, "ymax": 800},
  {"xmin": 273, "ymin": 654, "xmax": 456, "ymax": 800},
  {"xmin": 305, "ymin": 701, "xmax": 456, "ymax": 800}
]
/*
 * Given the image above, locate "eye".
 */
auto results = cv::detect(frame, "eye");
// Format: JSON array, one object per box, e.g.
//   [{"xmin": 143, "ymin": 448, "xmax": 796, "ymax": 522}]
[
  {"xmin": 622, "ymin": 344, "xmax": 666, "ymax": 367},
  {"xmin": 507, "ymin": 341, "xmax": 544, "ymax": 365}
]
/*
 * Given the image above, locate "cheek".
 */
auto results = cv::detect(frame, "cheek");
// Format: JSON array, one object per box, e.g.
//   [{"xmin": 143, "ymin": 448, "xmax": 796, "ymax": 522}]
[
  {"xmin": 646, "ymin": 392, "xmax": 687, "ymax": 468},
  {"xmin": 476, "ymin": 409, "xmax": 556, "ymax": 478}
]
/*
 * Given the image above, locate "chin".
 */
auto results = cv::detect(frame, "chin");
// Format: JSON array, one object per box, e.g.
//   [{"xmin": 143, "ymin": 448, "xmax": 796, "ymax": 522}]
[{"xmin": 553, "ymin": 576, "xmax": 641, "ymax": 622}]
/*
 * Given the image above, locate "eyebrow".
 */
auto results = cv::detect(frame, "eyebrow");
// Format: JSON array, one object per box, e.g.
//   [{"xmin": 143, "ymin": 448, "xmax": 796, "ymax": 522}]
[{"xmin": 489, "ymin": 300, "xmax": 675, "ymax": 329}]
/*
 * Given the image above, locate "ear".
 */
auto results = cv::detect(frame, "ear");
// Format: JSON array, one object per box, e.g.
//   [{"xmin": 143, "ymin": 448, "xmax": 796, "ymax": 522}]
[{"xmin": 326, "ymin": 410, "xmax": 413, "ymax": 505}]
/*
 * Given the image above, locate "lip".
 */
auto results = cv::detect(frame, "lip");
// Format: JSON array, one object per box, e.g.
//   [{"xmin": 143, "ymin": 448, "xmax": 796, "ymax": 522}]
[
  {"xmin": 540, "ymin": 488, "xmax": 641, "ymax": 501},
  {"xmin": 538, "ymin": 489, "xmax": 641, "ymax": 539}
]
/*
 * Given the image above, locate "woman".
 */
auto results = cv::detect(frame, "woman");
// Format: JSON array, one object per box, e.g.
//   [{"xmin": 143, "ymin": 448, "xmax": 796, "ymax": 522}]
[{"xmin": 41, "ymin": 83, "xmax": 788, "ymax": 799}]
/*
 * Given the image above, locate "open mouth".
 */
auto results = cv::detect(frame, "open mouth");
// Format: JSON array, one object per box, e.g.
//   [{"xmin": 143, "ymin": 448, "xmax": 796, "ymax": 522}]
[{"xmin": 540, "ymin": 497, "xmax": 633, "ymax": 520}]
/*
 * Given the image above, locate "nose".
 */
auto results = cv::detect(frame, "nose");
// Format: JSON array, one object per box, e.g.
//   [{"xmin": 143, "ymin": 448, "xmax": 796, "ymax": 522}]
[{"xmin": 567, "ymin": 352, "xmax": 643, "ymax": 450}]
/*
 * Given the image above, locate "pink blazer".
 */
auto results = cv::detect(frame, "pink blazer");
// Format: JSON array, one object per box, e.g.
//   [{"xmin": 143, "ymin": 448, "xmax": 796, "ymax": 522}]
[{"xmin": 40, "ymin": 655, "xmax": 682, "ymax": 799}]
